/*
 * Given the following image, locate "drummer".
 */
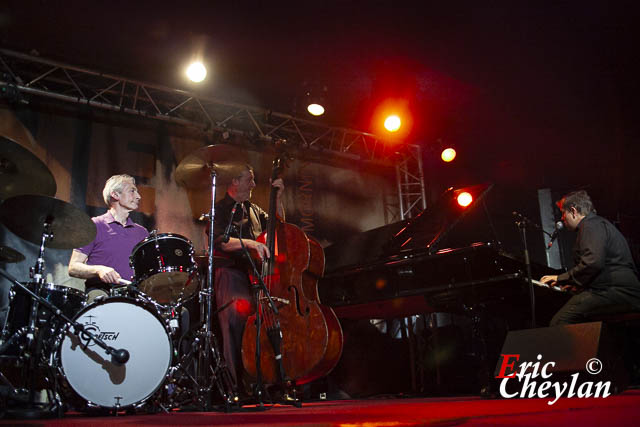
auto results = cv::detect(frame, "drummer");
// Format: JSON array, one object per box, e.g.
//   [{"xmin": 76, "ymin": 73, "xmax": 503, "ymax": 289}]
[{"xmin": 68, "ymin": 174, "xmax": 148, "ymax": 301}]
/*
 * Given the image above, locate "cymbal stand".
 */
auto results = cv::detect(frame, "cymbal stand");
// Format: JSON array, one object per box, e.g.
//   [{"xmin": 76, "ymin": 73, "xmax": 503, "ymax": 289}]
[
  {"xmin": 195, "ymin": 168, "xmax": 236, "ymax": 410},
  {"xmin": 25, "ymin": 219, "xmax": 53, "ymax": 350},
  {"xmin": 2, "ymin": 220, "xmax": 54, "ymax": 418}
]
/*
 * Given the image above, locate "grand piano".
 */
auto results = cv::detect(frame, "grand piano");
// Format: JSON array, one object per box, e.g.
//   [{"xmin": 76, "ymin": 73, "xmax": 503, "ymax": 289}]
[
  {"xmin": 319, "ymin": 184, "xmax": 570, "ymax": 327},
  {"xmin": 318, "ymin": 185, "xmax": 572, "ymax": 395}
]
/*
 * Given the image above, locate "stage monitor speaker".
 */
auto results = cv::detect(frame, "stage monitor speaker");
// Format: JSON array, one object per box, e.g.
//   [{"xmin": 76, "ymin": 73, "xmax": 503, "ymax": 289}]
[{"xmin": 495, "ymin": 322, "xmax": 628, "ymax": 391}]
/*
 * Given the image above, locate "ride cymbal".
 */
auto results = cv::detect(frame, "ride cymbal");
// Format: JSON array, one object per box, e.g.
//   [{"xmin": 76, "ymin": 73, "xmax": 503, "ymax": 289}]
[
  {"xmin": 175, "ymin": 144, "xmax": 248, "ymax": 189},
  {"xmin": 0, "ymin": 136, "xmax": 57, "ymax": 199},
  {"xmin": 0, "ymin": 195, "xmax": 96, "ymax": 249}
]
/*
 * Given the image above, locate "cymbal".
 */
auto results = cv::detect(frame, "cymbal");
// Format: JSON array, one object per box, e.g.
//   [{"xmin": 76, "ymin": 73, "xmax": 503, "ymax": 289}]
[
  {"xmin": 0, "ymin": 246, "xmax": 25, "ymax": 263},
  {"xmin": 175, "ymin": 144, "xmax": 248, "ymax": 189},
  {"xmin": 0, "ymin": 136, "xmax": 57, "ymax": 199},
  {"xmin": 138, "ymin": 271, "xmax": 200, "ymax": 305},
  {"xmin": 0, "ymin": 195, "xmax": 96, "ymax": 249}
]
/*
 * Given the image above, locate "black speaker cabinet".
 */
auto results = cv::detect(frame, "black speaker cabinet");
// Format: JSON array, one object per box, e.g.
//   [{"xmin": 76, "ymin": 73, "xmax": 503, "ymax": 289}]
[{"xmin": 495, "ymin": 322, "xmax": 628, "ymax": 393}]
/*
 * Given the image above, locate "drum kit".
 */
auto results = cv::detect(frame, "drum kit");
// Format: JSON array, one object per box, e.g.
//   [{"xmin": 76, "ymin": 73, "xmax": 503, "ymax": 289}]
[{"xmin": 0, "ymin": 136, "xmax": 249, "ymax": 417}]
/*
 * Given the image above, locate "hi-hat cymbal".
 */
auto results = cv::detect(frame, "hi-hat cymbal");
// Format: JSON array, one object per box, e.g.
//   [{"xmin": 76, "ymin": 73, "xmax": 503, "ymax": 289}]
[
  {"xmin": 0, "ymin": 246, "xmax": 25, "ymax": 263},
  {"xmin": 0, "ymin": 136, "xmax": 57, "ymax": 199},
  {"xmin": 175, "ymin": 144, "xmax": 248, "ymax": 189},
  {"xmin": 0, "ymin": 195, "xmax": 96, "ymax": 249}
]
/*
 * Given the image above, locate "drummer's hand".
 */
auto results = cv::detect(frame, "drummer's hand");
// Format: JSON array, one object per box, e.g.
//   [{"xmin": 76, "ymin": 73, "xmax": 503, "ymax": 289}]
[
  {"xmin": 96, "ymin": 266, "xmax": 121, "ymax": 284},
  {"xmin": 249, "ymin": 240, "xmax": 270, "ymax": 261},
  {"xmin": 271, "ymin": 178, "xmax": 284, "ymax": 199},
  {"xmin": 540, "ymin": 275, "xmax": 558, "ymax": 286}
]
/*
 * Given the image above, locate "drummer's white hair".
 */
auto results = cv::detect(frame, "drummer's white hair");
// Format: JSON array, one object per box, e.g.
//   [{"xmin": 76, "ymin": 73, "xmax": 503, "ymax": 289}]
[{"xmin": 103, "ymin": 174, "xmax": 136, "ymax": 206}]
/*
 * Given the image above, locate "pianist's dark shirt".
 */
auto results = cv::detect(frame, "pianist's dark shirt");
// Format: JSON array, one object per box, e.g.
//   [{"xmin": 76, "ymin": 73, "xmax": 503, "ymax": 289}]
[{"xmin": 557, "ymin": 212, "xmax": 640, "ymax": 308}]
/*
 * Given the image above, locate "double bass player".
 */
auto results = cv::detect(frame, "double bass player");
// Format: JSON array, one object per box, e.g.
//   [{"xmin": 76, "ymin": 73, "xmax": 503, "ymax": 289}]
[{"xmin": 212, "ymin": 164, "xmax": 284, "ymax": 393}]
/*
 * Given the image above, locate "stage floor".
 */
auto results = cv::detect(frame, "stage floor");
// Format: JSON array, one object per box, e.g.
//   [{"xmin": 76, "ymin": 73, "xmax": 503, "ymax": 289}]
[{"xmin": 2, "ymin": 389, "xmax": 640, "ymax": 426}]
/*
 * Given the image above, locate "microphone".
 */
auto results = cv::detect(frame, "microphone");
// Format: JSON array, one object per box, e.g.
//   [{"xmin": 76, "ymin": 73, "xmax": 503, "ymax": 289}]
[
  {"xmin": 222, "ymin": 202, "xmax": 240, "ymax": 243},
  {"xmin": 112, "ymin": 348, "xmax": 130, "ymax": 364},
  {"xmin": 547, "ymin": 221, "xmax": 564, "ymax": 249}
]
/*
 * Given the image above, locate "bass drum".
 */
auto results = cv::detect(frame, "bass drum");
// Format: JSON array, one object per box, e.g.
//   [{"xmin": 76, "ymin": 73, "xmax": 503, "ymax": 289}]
[{"xmin": 59, "ymin": 297, "xmax": 172, "ymax": 409}]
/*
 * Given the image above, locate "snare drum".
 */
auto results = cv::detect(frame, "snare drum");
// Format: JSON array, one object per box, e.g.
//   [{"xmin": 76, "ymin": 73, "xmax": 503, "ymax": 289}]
[
  {"xmin": 1, "ymin": 282, "xmax": 85, "ymax": 357},
  {"xmin": 130, "ymin": 233, "xmax": 200, "ymax": 304},
  {"xmin": 59, "ymin": 297, "xmax": 172, "ymax": 409}
]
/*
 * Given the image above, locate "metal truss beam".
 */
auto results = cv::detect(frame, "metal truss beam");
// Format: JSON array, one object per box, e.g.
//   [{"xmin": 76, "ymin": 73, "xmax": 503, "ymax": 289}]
[
  {"xmin": 0, "ymin": 48, "xmax": 426, "ymax": 223},
  {"xmin": 396, "ymin": 144, "xmax": 427, "ymax": 219},
  {"xmin": 0, "ymin": 48, "xmax": 415, "ymax": 166}
]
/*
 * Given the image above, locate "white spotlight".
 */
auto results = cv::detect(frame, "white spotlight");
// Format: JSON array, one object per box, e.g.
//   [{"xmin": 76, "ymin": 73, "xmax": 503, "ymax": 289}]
[
  {"xmin": 186, "ymin": 61, "xmax": 207, "ymax": 83},
  {"xmin": 307, "ymin": 103, "xmax": 325, "ymax": 116}
]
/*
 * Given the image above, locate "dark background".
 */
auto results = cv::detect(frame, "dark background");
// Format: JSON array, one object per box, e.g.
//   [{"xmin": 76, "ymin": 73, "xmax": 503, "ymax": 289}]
[
  {"xmin": 3, "ymin": 1, "xmax": 640, "ymax": 397},
  {"xmin": 2, "ymin": 0, "xmax": 639, "ymax": 246}
]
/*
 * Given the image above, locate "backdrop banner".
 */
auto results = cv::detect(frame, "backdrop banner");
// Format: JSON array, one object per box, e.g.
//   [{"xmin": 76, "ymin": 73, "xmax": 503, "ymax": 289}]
[{"xmin": 0, "ymin": 101, "xmax": 395, "ymax": 325}]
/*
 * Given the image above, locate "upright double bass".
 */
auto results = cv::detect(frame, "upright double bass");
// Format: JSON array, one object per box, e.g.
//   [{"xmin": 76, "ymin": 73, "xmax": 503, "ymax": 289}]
[{"xmin": 241, "ymin": 155, "xmax": 343, "ymax": 386}]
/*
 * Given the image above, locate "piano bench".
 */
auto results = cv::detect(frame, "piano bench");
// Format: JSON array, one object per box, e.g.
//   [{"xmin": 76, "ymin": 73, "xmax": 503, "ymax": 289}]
[{"xmin": 589, "ymin": 311, "xmax": 640, "ymax": 324}]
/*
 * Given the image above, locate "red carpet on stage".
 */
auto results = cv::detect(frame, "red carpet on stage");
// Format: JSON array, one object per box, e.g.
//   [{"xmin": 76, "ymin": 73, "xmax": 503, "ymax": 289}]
[{"xmin": 3, "ymin": 390, "xmax": 640, "ymax": 426}]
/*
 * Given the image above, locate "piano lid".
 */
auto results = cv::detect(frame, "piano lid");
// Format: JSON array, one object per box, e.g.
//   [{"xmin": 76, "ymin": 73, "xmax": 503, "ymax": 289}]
[
  {"xmin": 386, "ymin": 183, "xmax": 494, "ymax": 254},
  {"xmin": 324, "ymin": 183, "xmax": 496, "ymax": 273}
]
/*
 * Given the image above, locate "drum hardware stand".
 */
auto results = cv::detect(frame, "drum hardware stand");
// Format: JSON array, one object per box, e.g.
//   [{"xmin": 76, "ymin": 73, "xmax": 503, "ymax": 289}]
[
  {"xmin": 25, "ymin": 219, "xmax": 53, "ymax": 355},
  {"xmin": 0, "ymin": 268, "xmax": 133, "ymax": 418},
  {"xmin": 115, "ymin": 279, "xmax": 236, "ymax": 412},
  {"xmin": 190, "ymin": 168, "xmax": 236, "ymax": 411},
  {"xmin": 238, "ymin": 234, "xmax": 301, "ymax": 409},
  {"xmin": 150, "ymin": 229, "xmax": 165, "ymax": 272},
  {"xmin": 0, "ymin": 220, "xmax": 59, "ymax": 418}
]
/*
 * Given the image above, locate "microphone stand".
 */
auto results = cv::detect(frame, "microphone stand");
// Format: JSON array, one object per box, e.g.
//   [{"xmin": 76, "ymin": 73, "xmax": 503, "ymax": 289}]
[
  {"xmin": 0, "ymin": 219, "xmax": 130, "ymax": 418},
  {"xmin": 235, "ymin": 221, "xmax": 293, "ymax": 408},
  {"xmin": 0, "ymin": 270, "xmax": 130, "ymax": 363},
  {"xmin": 512, "ymin": 212, "xmax": 552, "ymax": 329},
  {"xmin": 222, "ymin": 202, "xmax": 240, "ymax": 244}
]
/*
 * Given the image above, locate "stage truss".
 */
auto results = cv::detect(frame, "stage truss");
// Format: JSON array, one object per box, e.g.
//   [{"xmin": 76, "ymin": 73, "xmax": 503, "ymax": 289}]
[{"xmin": 0, "ymin": 48, "xmax": 426, "ymax": 221}]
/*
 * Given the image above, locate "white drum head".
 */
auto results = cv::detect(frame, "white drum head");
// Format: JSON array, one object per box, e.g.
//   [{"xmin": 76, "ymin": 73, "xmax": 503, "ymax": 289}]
[{"xmin": 60, "ymin": 299, "xmax": 171, "ymax": 408}]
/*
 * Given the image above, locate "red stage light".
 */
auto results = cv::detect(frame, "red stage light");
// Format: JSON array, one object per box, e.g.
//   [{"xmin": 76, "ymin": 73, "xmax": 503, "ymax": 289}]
[
  {"xmin": 457, "ymin": 192, "xmax": 473, "ymax": 207},
  {"xmin": 384, "ymin": 115, "xmax": 402, "ymax": 132},
  {"xmin": 235, "ymin": 298, "xmax": 252, "ymax": 316}
]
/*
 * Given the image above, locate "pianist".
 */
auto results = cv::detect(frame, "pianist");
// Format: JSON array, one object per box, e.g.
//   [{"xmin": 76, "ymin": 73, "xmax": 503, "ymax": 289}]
[{"xmin": 540, "ymin": 190, "xmax": 640, "ymax": 325}]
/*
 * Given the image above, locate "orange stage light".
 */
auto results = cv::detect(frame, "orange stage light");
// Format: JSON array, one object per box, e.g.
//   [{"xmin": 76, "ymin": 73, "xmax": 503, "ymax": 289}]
[
  {"xmin": 441, "ymin": 148, "xmax": 456, "ymax": 162},
  {"xmin": 457, "ymin": 192, "xmax": 473, "ymax": 207},
  {"xmin": 370, "ymin": 99, "xmax": 413, "ymax": 141}
]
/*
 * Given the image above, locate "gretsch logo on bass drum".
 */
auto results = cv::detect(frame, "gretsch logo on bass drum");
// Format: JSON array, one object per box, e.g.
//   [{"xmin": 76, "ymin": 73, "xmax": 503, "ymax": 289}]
[{"xmin": 80, "ymin": 314, "xmax": 121, "ymax": 346}]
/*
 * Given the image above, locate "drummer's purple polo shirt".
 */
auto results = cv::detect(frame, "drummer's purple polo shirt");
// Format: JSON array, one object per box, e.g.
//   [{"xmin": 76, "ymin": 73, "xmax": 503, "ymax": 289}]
[{"xmin": 76, "ymin": 211, "xmax": 149, "ymax": 280}]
